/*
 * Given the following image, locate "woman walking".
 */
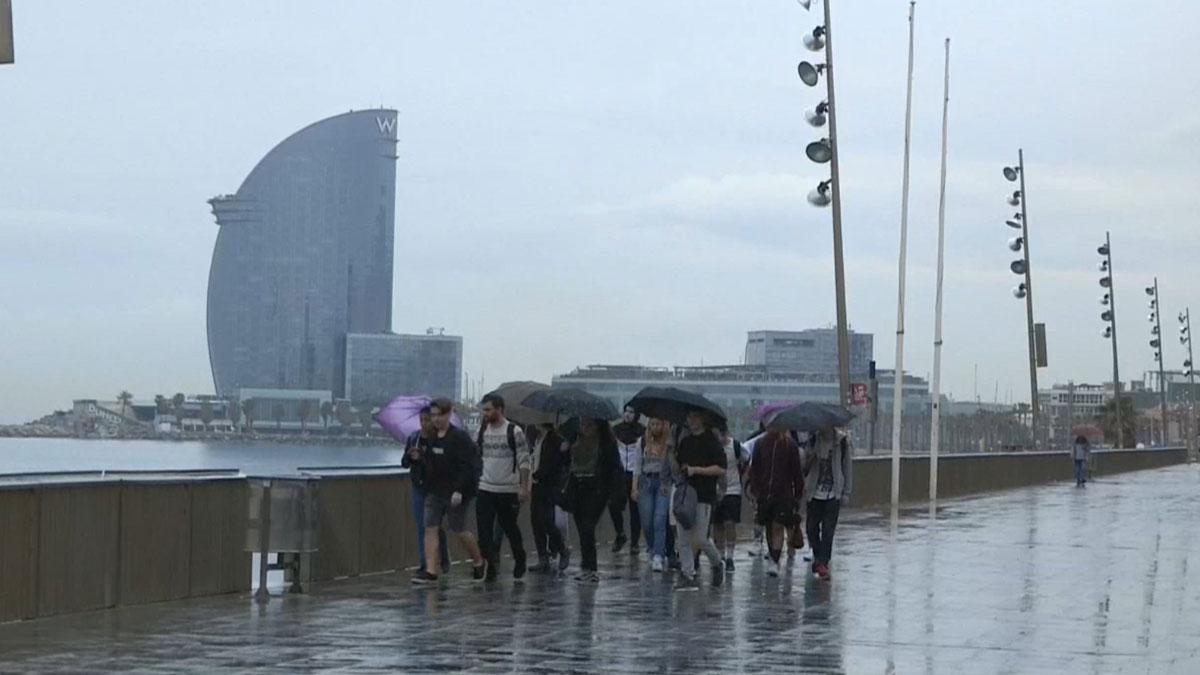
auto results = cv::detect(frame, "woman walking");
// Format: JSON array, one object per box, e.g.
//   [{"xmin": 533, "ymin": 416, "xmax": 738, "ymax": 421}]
[
  {"xmin": 529, "ymin": 423, "xmax": 570, "ymax": 572},
  {"xmin": 565, "ymin": 416, "xmax": 620, "ymax": 583},
  {"xmin": 631, "ymin": 417, "xmax": 672, "ymax": 572}
]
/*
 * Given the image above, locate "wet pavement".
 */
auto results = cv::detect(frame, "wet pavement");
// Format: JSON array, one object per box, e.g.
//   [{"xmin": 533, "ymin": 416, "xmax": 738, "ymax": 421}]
[{"xmin": 3, "ymin": 464, "xmax": 1200, "ymax": 673}]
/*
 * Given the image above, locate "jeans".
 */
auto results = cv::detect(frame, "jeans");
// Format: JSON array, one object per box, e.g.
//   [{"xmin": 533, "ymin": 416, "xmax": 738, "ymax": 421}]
[
  {"xmin": 677, "ymin": 502, "xmax": 721, "ymax": 579},
  {"xmin": 476, "ymin": 490, "xmax": 526, "ymax": 570},
  {"xmin": 530, "ymin": 482, "xmax": 565, "ymax": 558},
  {"xmin": 1074, "ymin": 458, "xmax": 1087, "ymax": 484},
  {"xmin": 412, "ymin": 485, "xmax": 449, "ymax": 572},
  {"xmin": 572, "ymin": 477, "xmax": 604, "ymax": 571},
  {"xmin": 637, "ymin": 473, "xmax": 669, "ymax": 558},
  {"xmin": 806, "ymin": 498, "xmax": 841, "ymax": 566}
]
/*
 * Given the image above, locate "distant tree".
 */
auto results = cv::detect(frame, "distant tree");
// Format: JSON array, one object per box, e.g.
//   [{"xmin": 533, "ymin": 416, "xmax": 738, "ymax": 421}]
[
  {"xmin": 228, "ymin": 398, "xmax": 242, "ymax": 431},
  {"xmin": 299, "ymin": 399, "xmax": 314, "ymax": 434},
  {"xmin": 272, "ymin": 403, "xmax": 285, "ymax": 431},
  {"xmin": 154, "ymin": 395, "xmax": 168, "ymax": 415},
  {"xmin": 171, "ymin": 392, "xmax": 186, "ymax": 426},
  {"xmin": 241, "ymin": 398, "xmax": 256, "ymax": 432},
  {"xmin": 117, "ymin": 391, "xmax": 133, "ymax": 419},
  {"xmin": 358, "ymin": 407, "xmax": 374, "ymax": 435},
  {"xmin": 200, "ymin": 399, "xmax": 214, "ymax": 432},
  {"xmin": 335, "ymin": 400, "xmax": 354, "ymax": 431},
  {"xmin": 320, "ymin": 400, "xmax": 333, "ymax": 430},
  {"xmin": 1099, "ymin": 396, "xmax": 1138, "ymax": 448}
]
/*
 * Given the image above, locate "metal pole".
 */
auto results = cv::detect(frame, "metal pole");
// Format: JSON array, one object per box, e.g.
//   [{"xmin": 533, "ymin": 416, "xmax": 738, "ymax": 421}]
[
  {"xmin": 929, "ymin": 37, "xmax": 950, "ymax": 502},
  {"xmin": 890, "ymin": 1, "xmax": 916, "ymax": 508},
  {"xmin": 823, "ymin": 0, "xmax": 852, "ymax": 408},
  {"xmin": 1186, "ymin": 309, "xmax": 1195, "ymax": 460},
  {"xmin": 255, "ymin": 480, "xmax": 272, "ymax": 603},
  {"xmin": 1106, "ymin": 231, "xmax": 1123, "ymax": 448},
  {"xmin": 869, "ymin": 360, "xmax": 879, "ymax": 454},
  {"xmin": 1016, "ymin": 150, "xmax": 1039, "ymax": 450},
  {"xmin": 1154, "ymin": 277, "xmax": 1168, "ymax": 445}
]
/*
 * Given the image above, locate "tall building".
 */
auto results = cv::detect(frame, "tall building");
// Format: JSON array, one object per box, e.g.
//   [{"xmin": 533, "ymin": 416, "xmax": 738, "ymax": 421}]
[
  {"xmin": 343, "ymin": 332, "xmax": 463, "ymax": 406},
  {"xmin": 206, "ymin": 109, "xmax": 399, "ymax": 397},
  {"xmin": 744, "ymin": 328, "xmax": 873, "ymax": 375}
]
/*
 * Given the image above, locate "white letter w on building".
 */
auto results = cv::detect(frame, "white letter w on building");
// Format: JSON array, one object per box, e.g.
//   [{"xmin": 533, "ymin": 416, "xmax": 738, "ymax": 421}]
[{"xmin": 376, "ymin": 116, "xmax": 397, "ymax": 137}]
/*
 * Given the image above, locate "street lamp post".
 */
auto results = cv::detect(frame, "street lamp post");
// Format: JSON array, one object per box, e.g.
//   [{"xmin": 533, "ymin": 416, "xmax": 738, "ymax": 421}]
[
  {"xmin": 1098, "ymin": 233, "xmax": 1123, "ymax": 447},
  {"xmin": 1004, "ymin": 151, "xmax": 1040, "ymax": 450},
  {"xmin": 797, "ymin": 0, "xmax": 851, "ymax": 407},
  {"xmin": 1146, "ymin": 279, "xmax": 1168, "ymax": 445},
  {"xmin": 1180, "ymin": 308, "xmax": 1196, "ymax": 459}
]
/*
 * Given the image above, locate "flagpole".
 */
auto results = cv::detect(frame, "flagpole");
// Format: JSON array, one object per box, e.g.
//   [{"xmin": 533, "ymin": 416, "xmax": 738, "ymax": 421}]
[
  {"xmin": 890, "ymin": 1, "xmax": 916, "ymax": 508},
  {"xmin": 930, "ymin": 38, "xmax": 951, "ymax": 502}
]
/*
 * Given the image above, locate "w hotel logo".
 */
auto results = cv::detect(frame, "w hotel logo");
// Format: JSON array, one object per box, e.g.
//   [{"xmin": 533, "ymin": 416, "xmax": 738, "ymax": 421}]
[{"xmin": 376, "ymin": 116, "xmax": 397, "ymax": 138}]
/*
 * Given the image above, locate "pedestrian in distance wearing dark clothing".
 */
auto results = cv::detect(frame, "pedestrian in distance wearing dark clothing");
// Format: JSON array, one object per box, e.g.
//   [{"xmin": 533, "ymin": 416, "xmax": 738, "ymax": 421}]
[
  {"xmin": 747, "ymin": 429, "xmax": 804, "ymax": 578},
  {"xmin": 802, "ymin": 427, "xmax": 852, "ymax": 582},
  {"xmin": 610, "ymin": 406, "xmax": 645, "ymax": 555},
  {"xmin": 671, "ymin": 411, "xmax": 727, "ymax": 592},
  {"xmin": 474, "ymin": 393, "xmax": 532, "ymax": 582},
  {"xmin": 1072, "ymin": 435, "xmax": 1091, "ymax": 487},
  {"xmin": 400, "ymin": 405, "xmax": 449, "ymax": 576},
  {"xmin": 564, "ymin": 416, "xmax": 621, "ymax": 583},
  {"xmin": 411, "ymin": 398, "xmax": 487, "ymax": 586},
  {"xmin": 713, "ymin": 426, "xmax": 748, "ymax": 572},
  {"xmin": 529, "ymin": 423, "xmax": 571, "ymax": 573}
]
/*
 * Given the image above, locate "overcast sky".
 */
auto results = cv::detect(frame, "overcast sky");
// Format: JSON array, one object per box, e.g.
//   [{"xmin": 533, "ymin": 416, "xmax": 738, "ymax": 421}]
[{"xmin": 2, "ymin": 1, "xmax": 1199, "ymax": 422}]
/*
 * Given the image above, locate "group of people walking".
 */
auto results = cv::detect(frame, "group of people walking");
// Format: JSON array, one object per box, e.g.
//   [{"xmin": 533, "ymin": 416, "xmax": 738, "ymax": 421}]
[{"xmin": 400, "ymin": 394, "xmax": 852, "ymax": 591}]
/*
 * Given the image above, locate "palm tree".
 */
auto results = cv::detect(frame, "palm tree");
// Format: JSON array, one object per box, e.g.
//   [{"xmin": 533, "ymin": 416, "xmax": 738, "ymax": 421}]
[
  {"xmin": 335, "ymin": 400, "xmax": 354, "ymax": 432},
  {"xmin": 298, "ymin": 399, "xmax": 314, "ymax": 434},
  {"xmin": 228, "ymin": 398, "xmax": 242, "ymax": 432},
  {"xmin": 320, "ymin": 401, "xmax": 333, "ymax": 431},
  {"xmin": 272, "ymin": 403, "xmax": 285, "ymax": 431},
  {"xmin": 1099, "ymin": 396, "xmax": 1137, "ymax": 448},
  {"xmin": 241, "ymin": 398, "xmax": 256, "ymax": 432},
  {"xmin": 116, "ymin": 391, "xmax": 133, "ymax": 419},
  {"xmin": 171, "ymin": 392, "xmax": 186, "ymax": 427},
  {"xmin": 154, "ymin": 394, "xmax": 168, "ymax": 415},
  {"xmin": 199, "ymin": 399, "xmax": 214, "ymax": 432}
]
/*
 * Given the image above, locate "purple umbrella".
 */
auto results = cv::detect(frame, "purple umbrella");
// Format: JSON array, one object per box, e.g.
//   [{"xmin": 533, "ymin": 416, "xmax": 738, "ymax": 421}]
[
  {"xmin": 375, "ymin": 395, "xmax": 463, "ymax": 443},
  {"xmin": 755, "ymin": 401, "xmax": 798, "ymax": 422}
]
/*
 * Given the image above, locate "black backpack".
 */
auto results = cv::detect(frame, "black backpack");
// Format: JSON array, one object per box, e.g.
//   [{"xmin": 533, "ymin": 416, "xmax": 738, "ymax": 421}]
[{"xmin": 477, "ymin": 422, "xmax": 521, "ymax": 472}]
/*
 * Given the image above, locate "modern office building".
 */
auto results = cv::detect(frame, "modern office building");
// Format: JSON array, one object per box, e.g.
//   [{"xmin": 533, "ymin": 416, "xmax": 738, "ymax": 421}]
[
  {"xmin": 206, "ymin": 109, "xmax": 399, "ymax": 397},
  {"xmin": 343, "ymin": 331, "xmax": 463, "ymax": 406},
  {"xmin": 744, "ymin": 328, "xmax": 873, "ymax": 375}
]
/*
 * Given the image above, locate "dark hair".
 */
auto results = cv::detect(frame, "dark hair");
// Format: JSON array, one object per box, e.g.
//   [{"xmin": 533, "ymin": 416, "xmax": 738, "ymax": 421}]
[
  {"xmin": 480, "ymin": 393, "xmax": 505, "ymax": 410},
  {"xmin": 430, "ymin": 397, "xmax": 454, "ymax": 414},
  {"xmin": 418, "ymin": 405, "xmax": 432, "ymax": 415}
]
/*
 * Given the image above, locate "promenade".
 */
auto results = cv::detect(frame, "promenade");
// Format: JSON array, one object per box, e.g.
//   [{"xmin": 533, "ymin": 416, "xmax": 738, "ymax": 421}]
[{"xmin": 2, "ymin": 464, "xmax": 1198, "ymax": 673}]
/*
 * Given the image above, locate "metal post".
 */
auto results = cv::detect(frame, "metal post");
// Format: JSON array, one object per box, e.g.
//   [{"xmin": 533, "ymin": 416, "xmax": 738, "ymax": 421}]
[
  {"xmin": 869, "ymin": 360, "xmax": 879, "ymax": 454},
  {"xmin": 823, "ymin": 0, "xmax": 852, "ymax": 408},
  {"xmin": 1186, "ymin": 309, "xmax": 1196, "ymax": 460},
  {"xmin": 255, "ymin": 480, "xmax": 272, "ymax": 603},
  {"xmin": 1153, "ymin": 277, "xmax": 1168, "ymax": 445},
  {"xmin": 890, "ymin": 1, "xmax": 916, "ymax": 508},
  {"xmin": 1016, "ymin": 150, "xmax": 1040, "ymax": 450},
  {"xmin": 929, "ymin": 37, "xmax": 950, "ymax": 502},
  {"xmin": 1105, "ymin": 231, "xmax": 1123, "ymax": 448}
]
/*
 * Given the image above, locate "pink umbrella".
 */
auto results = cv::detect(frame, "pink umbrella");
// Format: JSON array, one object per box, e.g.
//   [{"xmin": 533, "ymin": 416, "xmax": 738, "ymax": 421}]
[
  {"xmin": 754, "ymin": 401, "xmax": 798, "ymax": 422},
  {"xmin": 375, "ymin": 395, "xmax": 463, "ymax": 443}
]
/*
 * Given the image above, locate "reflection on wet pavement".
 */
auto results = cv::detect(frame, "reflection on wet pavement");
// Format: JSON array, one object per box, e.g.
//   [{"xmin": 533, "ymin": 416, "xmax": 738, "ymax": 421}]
[{"xmin": 3, "ymin": 465, "xmax": 1199, "ymax": 673}]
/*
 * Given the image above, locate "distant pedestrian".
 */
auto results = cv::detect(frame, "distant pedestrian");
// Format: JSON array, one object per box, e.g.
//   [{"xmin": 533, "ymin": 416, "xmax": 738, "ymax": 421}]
[
  {"xmin": 565, "ymin": 416, "xmax": 621, "ymax": 583},
  {"xmin": 802, "ymin": 427, "xmax": 852, "ymax": 582},
  {"xmin": 610, "ymin": 406, "xmax": 645, "ymax": 555},
  {"xmin": 400, "ymin": 405, "xmax": 449, "ymax": 576},
  {"xmin": 748, "ymin": 428, "xmax": 804, "ymax": 577},
  {"xmin": 529, "ymin": 423, "xmax": 570, "ymax": 572},
  {"xmin": 410, "ymin": 398, "xmax": 487, "ymax": 586},
  {"xmin": 1072, "ymin": 435, "xmax": 1091, "ymax": 487},
  {"xmin": 631, "ymin": 417, "xmax": 672, "ymax": 572},
  {"xmin": 475, "ymin": 393, "xmax": 531, "ymax": 582},
  {"xmin": 713, "ymin": 427, "xmax": 748, "ymax": 572},
  {"xmin": 670, "ymin": 411, "xmax": 727, "ymax": 592}
]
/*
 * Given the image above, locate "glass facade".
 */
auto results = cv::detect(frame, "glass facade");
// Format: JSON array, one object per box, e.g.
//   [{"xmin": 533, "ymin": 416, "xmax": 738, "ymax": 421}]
[
  {"xmin": 206, "ymin": 110, "xmax": 399, "ymax": 397},
  {"xmin": 344, "ymin": 333, "xmax": 463, "ymax": 407},
  {"xmin": 745, "ymin": 329, "xmax": 873, "ymax": 376}
]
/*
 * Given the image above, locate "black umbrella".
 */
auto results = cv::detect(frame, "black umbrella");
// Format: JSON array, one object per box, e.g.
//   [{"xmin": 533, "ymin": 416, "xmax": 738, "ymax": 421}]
[
  {"xmin": 626, "ymin": 386, "xmax": 727, "ymax": 427},
  {"xmin": 488, "ymin": 381, "xmax": 557, "ymax": 427},
  {"xmin": 765, "ymin": 402, "xmax": 853, "ymax": 433},
  {"xmin": 521, "ymin": 387, "xmax": 618, "ymax": 421}
]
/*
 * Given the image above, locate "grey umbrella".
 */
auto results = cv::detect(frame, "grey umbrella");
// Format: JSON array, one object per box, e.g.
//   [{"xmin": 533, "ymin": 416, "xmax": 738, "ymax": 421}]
[
  {"xmin": 766, "ymin": 402, "xmax": 853, "ymax": 433},
  {"xmin": 521, "ymin": 387, "xmax": 618, "ymax": 422},
  {"xmin": 487, "ymin": 381, "xmax": 557, "ymax": 427}
]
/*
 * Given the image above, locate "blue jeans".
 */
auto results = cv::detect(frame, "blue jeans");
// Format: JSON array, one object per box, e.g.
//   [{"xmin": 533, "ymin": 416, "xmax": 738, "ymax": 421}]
[
  {"xmin": 1073, "ymin": 459, "xmax": 1087, "ymax": 485},
  {"xmin": 637, "ymin": 473, "xmax": 670, "ymax": 558},
  {"xmin": 412, "ymin": 484, "xmax": 449, "ymax": 572}
]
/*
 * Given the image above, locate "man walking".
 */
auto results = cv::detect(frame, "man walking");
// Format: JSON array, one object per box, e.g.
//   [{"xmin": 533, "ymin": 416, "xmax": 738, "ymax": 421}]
[
  {"xmin": 748, "ymin": 427, "xmax": 804, "ymax": 577},
  {"xmin": 803, "ymin": 427, "xmax": 852, "ymax": 582},
  {"xmin": 400, "ymin": 405, "xmax": 449, "ymax": 576},
  {"xmin": 475, "ymin": 393, "xmax": 531, "ymax": 582},
  {"xmin": 411, "ymin": 397, "xmax": 487, "ymax": 585},
  {"xmin": 611, "ymin": 406, "xmax": 644, "ymax": 554},
  {"xmin": 1072, "ymin": 434, "xmax": 1091, "ymax": 487}
]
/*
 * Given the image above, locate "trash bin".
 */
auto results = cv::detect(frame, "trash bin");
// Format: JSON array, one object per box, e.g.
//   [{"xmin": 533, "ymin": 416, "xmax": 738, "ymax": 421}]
[{"xmin": 246, "ymin": 476, "xmax": 319, "ymax": 601}]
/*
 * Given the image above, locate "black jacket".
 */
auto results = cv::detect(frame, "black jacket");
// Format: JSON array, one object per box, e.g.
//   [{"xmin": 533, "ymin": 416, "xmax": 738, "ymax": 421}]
[{"xmin": 422, "ymin": 427, "xmax": 482, "ymax": 498}]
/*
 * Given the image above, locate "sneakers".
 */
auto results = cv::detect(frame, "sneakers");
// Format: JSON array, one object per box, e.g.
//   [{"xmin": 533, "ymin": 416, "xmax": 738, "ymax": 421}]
[
  {"xmin": 767, "ymin": 560, "xmax": 780, "ymax": 578},
  {"xmin": 484, "ymin": 559, "xmax": 499, "ymax": 583},
  {"xmin": 513, "ymin": 556, "xmax": 527, "ymax": 581},
  {"xmin": 711, "ymin": 561, "xmax": 725, "ymax": 588},
  {"xmin": 651, "ymin": 556, "xmax": 665, "ymax": 573},
  {"xmin": 557, "ymin": 550, "xmax": 572, "ymax": 573},
  {"xmin": 611, "ymin": 534, "xmax": 628, "ymax": 553},
  {"xmin": 529, "ymin": 556, "xmax": 552, "ymax": 574},
  {"xmin": 472, "ymin": 560, "xmax": 488, "ymax": 582},
  {"xmin": 724, "ymin": 557, "xmax": 735, "ymax": 572},
  {"xmin": 801, "ymin": 546, "xmax": 813, "ymax": 562},
  {"xmin": 629, "ymin": 544, "xmax": 641, "ymax": 557},
  {"xmin": 673, "ymin": 575, "xmax": 700, "ymax": 592},
  {"xmin": 410, "ymin": 570, "xmax": 439, "ymax": 585},
  {"xmin": 574, "ymin": 570, "xmax": 600, "ymax": 583},
  {"xmin": 815, "ymin": 563, "xmax": 832, "ymax": 581}
]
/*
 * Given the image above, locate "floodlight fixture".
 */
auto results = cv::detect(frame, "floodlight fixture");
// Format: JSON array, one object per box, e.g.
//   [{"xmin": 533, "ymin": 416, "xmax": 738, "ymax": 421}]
[
  {"xmin": 803, "ymin": 26, "xmax": 827, "ymax": 51},
  {"xmin": 807, "ymin": 180, "xmax": 832, "ymax": 207},
  {"xmin": 806, "ymin": 139, "xmax": 832, "ymax": 163},
  {"xmin": 1003, "ymin": 166, "xmax": 1020, "ymax": 182}
]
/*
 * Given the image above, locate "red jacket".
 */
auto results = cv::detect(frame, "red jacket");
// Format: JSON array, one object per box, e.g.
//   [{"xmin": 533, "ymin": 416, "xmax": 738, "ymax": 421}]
[{"xmin": 748, "ymin": 433, "xmax": 804, "ymax": 504}]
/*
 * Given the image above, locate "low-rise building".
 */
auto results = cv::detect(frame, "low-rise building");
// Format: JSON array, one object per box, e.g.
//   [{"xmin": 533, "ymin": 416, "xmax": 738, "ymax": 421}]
[{"xmin": 343, "ymin": 331, "xmax": 463, "ymax": 407}]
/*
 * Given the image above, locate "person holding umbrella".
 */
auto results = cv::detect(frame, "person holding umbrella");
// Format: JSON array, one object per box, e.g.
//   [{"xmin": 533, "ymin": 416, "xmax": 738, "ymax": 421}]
[
  {"xmin": 400, "ymin": 405, "xmax": 449, "ymax": 577},
  {"xmin": 671, "ymin": 410, "xmax": 727, "ymax": 591},
  {"xmin": 529, "ymin": 422, "xmax": 570, "ymax": 572},
  {"xmin": 610, "ymin": 406, "xmax": 645, "ymax": 554},
  {"xmin": 564, "ymin": 416, "xmax": 621, "ymax": 583},
  {"xmin": 747, "ymin": 426, "xmax": 804, "ymax": 577},
  {"xmin": 802, "ymin": 426, "xmax": 853, "ymax": 581},
  {"xmin": 630, "ymin": 417, "xmax": 672, "ymax": 571}
]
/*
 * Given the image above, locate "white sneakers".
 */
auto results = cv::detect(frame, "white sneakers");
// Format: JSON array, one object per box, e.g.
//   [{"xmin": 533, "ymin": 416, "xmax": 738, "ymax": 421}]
[{"xmin": 650, "ymin": 556, "xmax": 665, "ymax": 572}]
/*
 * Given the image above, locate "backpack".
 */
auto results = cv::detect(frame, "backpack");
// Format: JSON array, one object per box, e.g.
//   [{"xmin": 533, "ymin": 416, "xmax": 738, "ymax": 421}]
[{"xmin": 477, "ymin": 422, "xmax": 521, "ymax": 472}]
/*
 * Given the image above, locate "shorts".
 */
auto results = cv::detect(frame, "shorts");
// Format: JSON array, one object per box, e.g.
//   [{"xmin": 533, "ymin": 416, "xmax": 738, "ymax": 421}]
[
  {"xmin": 424, "ymin": 492, "xmax": 473, "ymax": 533},
  {"xmin": 713, "ymin": 494, "xmax": 743, "ymax": 524},
  {"xmin": 755, "ymin": 499, "xmax": 798, "ymax": 528}
]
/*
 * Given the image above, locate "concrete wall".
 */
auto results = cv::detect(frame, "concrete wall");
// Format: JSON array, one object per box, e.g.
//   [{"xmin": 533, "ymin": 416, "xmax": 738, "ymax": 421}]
[{"xmin": 0, "ymin": 478, "xmax": 250, "ymax": 623}]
